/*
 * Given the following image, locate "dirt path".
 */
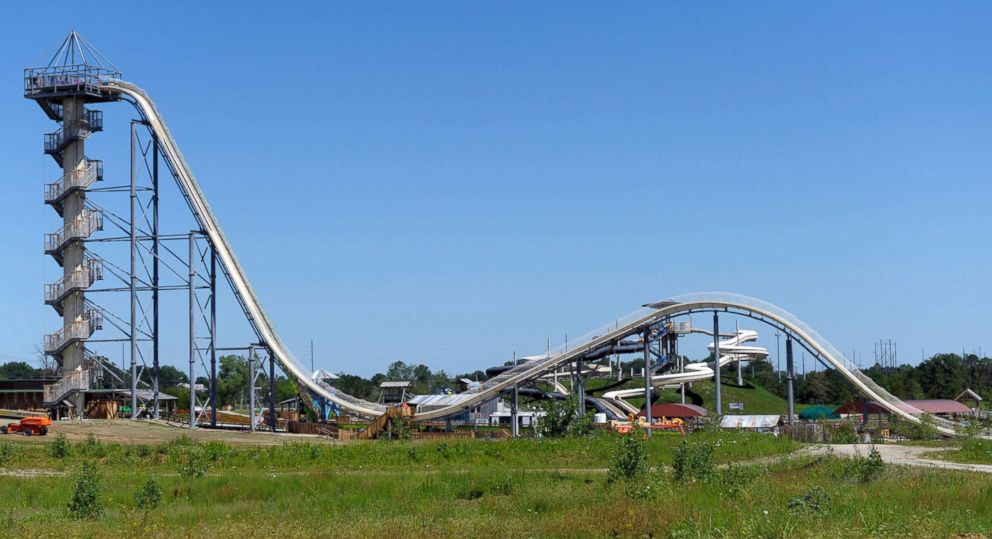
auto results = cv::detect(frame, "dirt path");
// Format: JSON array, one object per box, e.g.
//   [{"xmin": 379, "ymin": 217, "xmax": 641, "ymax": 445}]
[
  {"xmin": 822, "ymin": 443, "xmax": 992, "ymax": 474},
  {"xmin": 0, "ymin": 419, "xmax": 340, "ymax": 446}
]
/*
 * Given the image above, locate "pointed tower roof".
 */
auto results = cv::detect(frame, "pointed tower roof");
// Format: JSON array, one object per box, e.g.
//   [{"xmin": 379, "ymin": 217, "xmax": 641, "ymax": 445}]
[{"xmin": 44, "ymin": 31, "xmax": 121, "ymax": 73}]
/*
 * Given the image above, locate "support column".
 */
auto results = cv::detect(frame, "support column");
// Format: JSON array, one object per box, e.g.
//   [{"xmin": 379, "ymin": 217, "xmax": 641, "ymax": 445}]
[
  {"xmin": 576, "ymin": 357, "xmax": 585, "ymax": 416},
  {"xmin": 643, "ymin": 327, "xmax": 652, "ymax": 437},
  {"xmin": 269, "ymin": 349, "xmax": 276, "ymax": 433},
  {"xmin": 151, "ymin": 132, "xmax": 160, "ymax": 419},
  {"xmin": 713, "ymin": 312, "xmax": 721, "ymax": 417},
  {"xmin": 188, "ymin": 232, "xmax": 196, "ymax": 429},
  {"xmin": 61, "ymin": 96, "xmax": 87, "ymax": 418},
  {"xmin": 129, "ymin": 121, "xmax": 139, "ymax": 420},
  {"xmin": 248, "ymin": 347, "xmax": 256, "ymax": 432},
  {"xmin": 511, "ymin": 352, "xmax": 519, "ymax": 438},
  {"xmin": 209, "ymin": 246, "xmax": 217, "ymax": 428},
  {"xmin": 786, "ymin": 336, "xmax": 795, "ymax": 424}
]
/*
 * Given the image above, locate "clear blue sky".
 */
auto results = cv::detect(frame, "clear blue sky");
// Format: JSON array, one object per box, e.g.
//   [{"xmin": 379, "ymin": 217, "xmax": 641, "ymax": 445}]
[{"xmin": 2, "ymin": 3, "xmax": 991, "ymax": 377}]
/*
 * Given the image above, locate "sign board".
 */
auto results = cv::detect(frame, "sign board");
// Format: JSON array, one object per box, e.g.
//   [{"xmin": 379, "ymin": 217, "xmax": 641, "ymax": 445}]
[{"xmin": 729, "ymin": 402, "xmax": 744, "ymax": 411}]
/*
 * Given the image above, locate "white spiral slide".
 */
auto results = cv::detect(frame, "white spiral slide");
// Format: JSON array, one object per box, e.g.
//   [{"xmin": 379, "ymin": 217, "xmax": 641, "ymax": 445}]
[
  {"xmin": 102, "ymin": 79, "xmax": 980, "ymax": 435},
  {"xmin": 601, "ymin": 330, "xmax": 768, "ymax": 402}
]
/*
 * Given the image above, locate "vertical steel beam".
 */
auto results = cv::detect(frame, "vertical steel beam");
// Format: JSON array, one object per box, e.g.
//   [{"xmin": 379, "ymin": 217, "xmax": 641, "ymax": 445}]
[
  {"xmin": 269, "ymin": 349, "xmax": 276, "ymax": 432},
  {"xmin": 713, "ymin": 312, "xmax": 721, "ymax": 417},
  {"xmin": 511, "ymin": 351, "xmax": 518, "ymax": 438},
  {"xmin": 152, "ymin": 132, "xmax": 160, "ymax": 419},
  {"xmin": 188, "ymin": 232, "xmax": 196, "ymax": 429},
  {"xmin": 643, "ymin": 327, "xmax": 652, "ymax": 437},
  {"xmin": 248, "ymin": 346, "xmax": 256, "ymax": 432},
  {"xmin": 129, "ymin": 121, "xmax": 138, "ymax": 420},
  {"xmin": 209, "ymin": 246, "xmax": 217, "ymax": 428},
  {"xmin": 786, "ymin": 336, "xmax": 795, "ymax": 424},
  {"xmin": 576, "ymin": 356, "xmax": 585, "ymax": 416}
]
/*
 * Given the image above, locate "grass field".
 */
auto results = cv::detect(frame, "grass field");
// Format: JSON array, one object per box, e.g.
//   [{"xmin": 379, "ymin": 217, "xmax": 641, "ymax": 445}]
[{"xmin": 0, "ymin": 427, "xmax": 990, "ymax": 537}]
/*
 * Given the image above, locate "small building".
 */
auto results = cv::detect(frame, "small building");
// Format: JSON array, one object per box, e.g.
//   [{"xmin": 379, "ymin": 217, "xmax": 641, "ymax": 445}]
[
  {"xmin": 406, "ymin": 394, "xmax": 498, "ymax": 423},
  {"xmin": 720, "ymin": 414, "xmax": 782, "ymax": 432},
  {"xmin": 955, "ymin": 389, "xmax": 983, "ymax": 415},
  {"xmin": 0, "ymin": 379, "xmax": 57, "ymax": 411},
  {"xmin": 637, "ymin": 403, "xmax": 708, "ymax": 419},
  {"xmin": 378, "ymin": 381, "xmax": 413, "ymax": 405}
]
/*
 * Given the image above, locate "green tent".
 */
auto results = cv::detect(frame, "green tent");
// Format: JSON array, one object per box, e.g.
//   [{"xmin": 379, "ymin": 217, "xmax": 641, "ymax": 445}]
[{"xmin": 798, "ymin": 405, "xmax": 839, "ymax": 420}]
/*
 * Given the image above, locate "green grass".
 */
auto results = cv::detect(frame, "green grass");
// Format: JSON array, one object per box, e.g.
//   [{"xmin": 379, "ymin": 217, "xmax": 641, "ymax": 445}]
[
  {"xmin": 0, "ymin": 432, "xmax": 990, "ymax": 537},
  {"xmin": 932, "ymin": 438, "xmax": 992, "ymax": 465}
]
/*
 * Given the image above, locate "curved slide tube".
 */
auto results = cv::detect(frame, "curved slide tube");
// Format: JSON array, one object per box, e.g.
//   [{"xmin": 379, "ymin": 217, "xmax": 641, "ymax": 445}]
[{"xmin": 101, "ymin": 79, "xmax": 980, "ymax": 436}]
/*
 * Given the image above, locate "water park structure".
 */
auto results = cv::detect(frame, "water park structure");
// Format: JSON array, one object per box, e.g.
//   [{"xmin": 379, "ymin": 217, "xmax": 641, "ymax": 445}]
[{"xmin": 23, "ymin": 32, "xmax": 988, "ymax": 440}]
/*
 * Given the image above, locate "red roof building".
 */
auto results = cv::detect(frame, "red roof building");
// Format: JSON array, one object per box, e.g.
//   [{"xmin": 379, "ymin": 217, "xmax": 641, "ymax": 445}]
[
  {"xmin": 637, "ymin": 403, "xmax": 708, "ymax": 418},
  {"xmin": 835, "ymin": 399, "xmax": 971, "ymax": 416}
]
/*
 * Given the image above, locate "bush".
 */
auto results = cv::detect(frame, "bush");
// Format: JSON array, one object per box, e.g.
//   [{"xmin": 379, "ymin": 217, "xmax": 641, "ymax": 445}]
[
  {"xmin": 890, "ymin": 414, "xmax": 941, "ymax": 441},
  {"xmin": 608, "ymin": 434, "xmax": 647, "ymax": 484},
  {"xmin": 788, "ymin": 486, "xmax": 831, "ymax": 515},
  {"xmin": 68, "ymin": 463, "xmax": 102, "ymax": 520},
  {"xmin": 540, "ymin": 397, "xmax": 594, "ymax": 438},
  {"xmin": 134, "ymin": 479, "xmax": 162, "ymax": 510},
  {"xmin": 720, "ymin": 463, "xmax": 753, "ymax": 498},
  {"xmin": 850, "ymin": 447, "xmax": 884, "ymax": 482},
  {"xmin": 0, "ymin": 442, "xmax": 16, "ymax": 466},
  {"xmin": 672, "ymin": 440, "xmax": 715, "ymax": 483},
  {"xmin": 828, "ymin": 421, "xmax": 858, "ymax": 444},
  {"xmin": 49, "ymin": 433, "xmax": 71, "ymax": 459}
]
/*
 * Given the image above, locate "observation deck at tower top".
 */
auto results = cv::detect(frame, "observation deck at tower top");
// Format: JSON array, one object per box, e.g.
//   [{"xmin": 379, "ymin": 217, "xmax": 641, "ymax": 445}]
[{"xmin": 24, "ymin": 31, "xmax": 122, "ymax": 108}]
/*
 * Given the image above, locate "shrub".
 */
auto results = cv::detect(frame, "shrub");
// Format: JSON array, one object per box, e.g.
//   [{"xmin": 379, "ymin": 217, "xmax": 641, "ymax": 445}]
[
  {"xmin": 49, "ymin": 433, "xmax": 71, "ymax": 459},
  {"xmin": 134, "ymin": 479, "xmax": 162, "ymax": 510},
  {"xmin": 175, "ymin": 446, "xmax": 210, "ymax": 479},
  {"xmin": 672, "ymin": 440, "xmax": 715, "ymax": 483},
  {"xmin": 828, "ymin": 421, "xmax": 858, "ymax": 444},
  {"xmin": 0, "ymin": 441, "xmax": 16, "ymax": 466},
  {"xmin": 788, "ymin": 486, "xmax": 831, "ymax": 515},
  {"xmin": 850, "ymin": 447, "xmax": 884, "ymax": 482},
  {"xmin": 720, "ymin": 463, "xmax": 753, "ymax": 497},
  {"xmin": 540, "ymin": 397, "xmax": 594, "ymax": 438},
  {"xmin": 608, "ymin": 434, "xmax": 647, "ymax": 484},
  {"xmin": 68, "ymin": 463, "xmax": 102, "ymax": 520}
]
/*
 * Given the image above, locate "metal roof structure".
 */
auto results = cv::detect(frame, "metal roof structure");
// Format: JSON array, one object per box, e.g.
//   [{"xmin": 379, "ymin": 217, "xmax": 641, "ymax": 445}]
[
  {"xmin": 637, "ymin": 403, "xmax": 708, "ymax": 418},
  {"xmin": 720, "ymin": 415, "xmax": 781, "ymax": 429},
  {"xmin": 379, "ymin": 381, "xmax": 412, "ymax": 389},
  {"xmin": 836, "ymin": 399, "xmax": 972, "ymax": 416},
  {"xmin": 406, "ymin": 394, "xmax": 476, "ymax": 407}
]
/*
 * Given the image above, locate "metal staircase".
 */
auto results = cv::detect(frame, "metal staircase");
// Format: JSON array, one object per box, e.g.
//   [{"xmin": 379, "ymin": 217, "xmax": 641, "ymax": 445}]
[
  {"xmin": 44, "ymin": 257, "xmax": 103, "ymax": 315},
  {"xmin": 44, "ymin": 209, "xmax": 103, "ymax": 266},
  {"xmin": 44, "ymin": 159, "xmax": 103, "ymax": 215},
  {"xmin": 43, "ymin": 309, "xmax": 103, "ymax": 357}
]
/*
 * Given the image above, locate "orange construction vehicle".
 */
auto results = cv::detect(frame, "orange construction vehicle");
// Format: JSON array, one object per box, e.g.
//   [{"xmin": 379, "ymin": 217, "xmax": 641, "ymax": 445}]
[{"xmin": 1, "ymin": 416, "xmax": 52, "ymax": 436}]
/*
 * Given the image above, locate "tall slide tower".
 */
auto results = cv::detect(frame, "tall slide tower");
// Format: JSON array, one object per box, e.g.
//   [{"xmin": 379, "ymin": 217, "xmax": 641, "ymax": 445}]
[{"xmin": 27, "ymin": 33, "xmax": 120, "ymax": 416}]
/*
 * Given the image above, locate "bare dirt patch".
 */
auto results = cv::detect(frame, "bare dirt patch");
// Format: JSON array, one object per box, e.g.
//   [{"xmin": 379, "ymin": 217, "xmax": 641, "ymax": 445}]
[{"xmin": 0, "ymin": 419, "xmax": 340, "ymax": 446}]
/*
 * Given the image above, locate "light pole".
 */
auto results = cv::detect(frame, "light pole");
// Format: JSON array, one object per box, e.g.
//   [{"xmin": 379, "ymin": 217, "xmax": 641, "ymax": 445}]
[{"xmin": 775, "ymin": 330, "xmax": 781, "ymax": 382}]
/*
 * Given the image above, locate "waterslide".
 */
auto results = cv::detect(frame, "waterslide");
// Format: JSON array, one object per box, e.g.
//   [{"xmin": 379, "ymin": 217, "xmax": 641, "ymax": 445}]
[
  {"xmin": 601, "ymin": 330, "xmax": 768, "ymax": 402},
  {"xmin": 104, "ymin": 78, "xmax": 980, "ymax": 436}
]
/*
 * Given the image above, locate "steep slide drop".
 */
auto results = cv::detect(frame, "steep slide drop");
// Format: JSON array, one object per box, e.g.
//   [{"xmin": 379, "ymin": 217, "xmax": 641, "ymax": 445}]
[{"xmin": 103, "ymin": 79, "xmax": 981, "ymax": 436}]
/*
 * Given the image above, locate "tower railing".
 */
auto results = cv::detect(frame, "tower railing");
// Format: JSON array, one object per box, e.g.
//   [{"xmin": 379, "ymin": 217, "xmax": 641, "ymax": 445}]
[
  {"xmin": 44, "ymin": 159, "xmax": 103, "ymax": 204},
  {"xmin": 43, "ymin": 367, "xmax": 94, "ymax": 407},
  {"xmin": 44, "ymin": 111, "xmax": 103, "ymax": 156},
  {"xmin": 24, "ymin": 64, "xmax": 121, "ymax": 99},
  {"xmin": 44, "ymin": 258, "xmax": 103, "ymax": 305},
  {"xmin": 45, "ymin": 209, "xmax": 103, "ymax": 254},
  {"xmin": 43, "ymin": 308, "xmax": 103, "ymax": 355}
]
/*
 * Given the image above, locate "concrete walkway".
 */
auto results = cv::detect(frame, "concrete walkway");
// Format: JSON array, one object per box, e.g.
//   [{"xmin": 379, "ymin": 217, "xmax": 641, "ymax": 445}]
[{"xmin": 824, "ymin": 443, "xmax": 992, "ymax": 474}]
